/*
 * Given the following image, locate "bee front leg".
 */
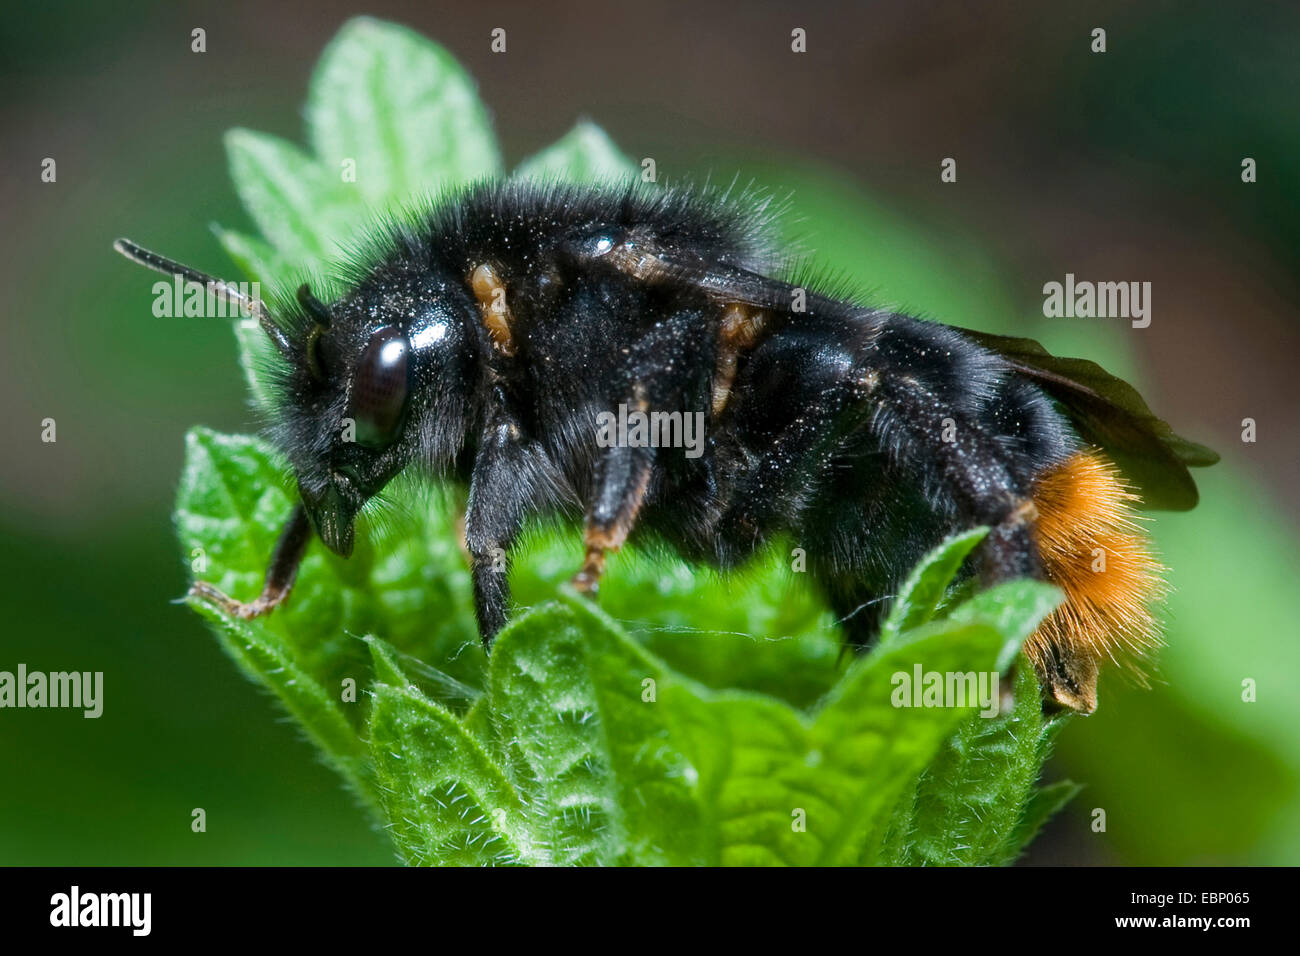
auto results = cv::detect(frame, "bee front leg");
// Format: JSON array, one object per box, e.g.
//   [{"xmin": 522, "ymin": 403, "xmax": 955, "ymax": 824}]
[
  {"xmin": 190, "ymin": 505, "xmax": 312, "ymax": 618},
  {"xmin": 465, "ymin": 411, "xmax": 565, "ymax": 648}
]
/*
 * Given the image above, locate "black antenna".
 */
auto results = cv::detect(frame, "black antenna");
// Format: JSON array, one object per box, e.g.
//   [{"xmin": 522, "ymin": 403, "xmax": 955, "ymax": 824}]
[
  {"xmin": 297, "ymin": 283, "xmax": 332, "ymax": 326},
  {"xmin": 112, "ymin": 238, "xmax": 293, "ymax": 358}
]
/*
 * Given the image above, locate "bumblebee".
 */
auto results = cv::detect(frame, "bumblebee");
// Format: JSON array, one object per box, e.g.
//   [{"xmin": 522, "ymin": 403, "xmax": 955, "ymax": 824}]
[{"xmin": 116, "ymin": 180, "xmax": 1217, "ymax": 713}]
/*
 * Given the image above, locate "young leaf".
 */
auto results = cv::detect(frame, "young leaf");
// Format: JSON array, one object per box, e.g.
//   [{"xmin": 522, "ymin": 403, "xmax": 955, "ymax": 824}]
[
  {"xmin": 876, "ymin": 574, "xmax": 1062, "ymax": 865},
  {"xmin": 813, "ymin": 620, "xmax": 1019, "ymax": 865},
  {"xmin": 514, "ymin": 120, "xmax": 638, "ymax": 183},
  {"xmin": 662, "ymin": 613, "xmax": 1021, "ymax": 867},
  {"xmin": 368, "ymin": 680, "xmax": 529, "ymax": 866},
  {"xmin": 175, "ymin": 428, "xmax": 487, "ymax": 726},
  {"xmin": 307, "ymin": 16, "xmax": 501, "ymax": 206},
  {"xmin": 484, "ymin": 598, "xmax": 707, "ymax": 866},
  {"xmin": 509, "ymin": 535, "xmax": 841, "ymax": 709},
  {"xmin": 878, "ymin": 526, "xmax": 988, "ymax": 644},
  {"xmin": 180, "ymin": 420, "xmax": 1075, "ymax": 866},
  {"xmin": 223, "ymin": 128, "xmax": 355, "ymax": 271},
  {"xmin": 659, "ymin": 688, "xmax": 817, "ymax": 866},
  {"xmin": 175, "ymin": 430, "xmax": 374, "ymax": 805},
  {"xmin": 1001, "ymin": 779, "xmax": 1083, "ymax": 864},
  {"xmin": 887, "ymin": 662, "xmax": 1052, "ymax": 865},
  {"xmin": 365, "ymin": 634, "xmax": 414, "ymax": 688},
  {"xmin": 212, "ymin": 227, "xmax": 289, "ymax": 285},
  {"xmin": 944, "ymin": 578, "xmax": 1063, "ymax": 671}
]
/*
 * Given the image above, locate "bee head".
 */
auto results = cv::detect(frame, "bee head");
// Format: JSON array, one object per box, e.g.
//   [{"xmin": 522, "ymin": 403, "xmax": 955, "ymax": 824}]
[
  {"xmin": 112, "ymin": 239, "xmax": 475, "ymax": 559},
  {"xmin": 274, "ymin": 271, "xmax": 475, "ymax": 556}
]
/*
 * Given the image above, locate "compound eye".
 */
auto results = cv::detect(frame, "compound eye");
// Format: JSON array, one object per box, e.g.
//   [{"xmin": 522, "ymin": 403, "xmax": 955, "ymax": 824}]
[{"xmin": 347, "ymin": 326, "xmax": 410, "ymax": 448}]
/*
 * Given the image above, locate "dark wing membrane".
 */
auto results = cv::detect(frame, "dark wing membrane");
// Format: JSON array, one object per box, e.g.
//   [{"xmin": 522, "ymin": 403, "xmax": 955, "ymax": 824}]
[{"xmin": 958, "ymin": 327, "xmax": 1219, "ymax": 510}]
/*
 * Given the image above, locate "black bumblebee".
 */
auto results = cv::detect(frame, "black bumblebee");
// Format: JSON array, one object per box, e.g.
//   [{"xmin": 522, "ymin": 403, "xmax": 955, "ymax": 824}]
[{"xmin": 116, "ymin": 180, "xmax": 1217, "ymax": 713}]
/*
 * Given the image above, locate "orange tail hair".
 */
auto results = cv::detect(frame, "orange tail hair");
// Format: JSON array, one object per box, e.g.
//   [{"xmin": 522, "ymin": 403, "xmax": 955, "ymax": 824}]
[{"xmin": 1027, "ymin": 449, "xmax": 1166, "ymax": 712}]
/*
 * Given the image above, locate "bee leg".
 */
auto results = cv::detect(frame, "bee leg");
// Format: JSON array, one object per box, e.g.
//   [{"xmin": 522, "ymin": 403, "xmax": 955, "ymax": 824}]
[
  {"xmin": 573, "ymin": 441, "xmax": 653, "ymax": 596},
  {"xmin": 722, "ymin": 347, "xmax": 1039, "ymax": 584},
  {"xmin": 714, "ymin": 363, "xmax": 873, "ymax": 554},
  {"xmin": 466, "ymin": 410, "xmax": 566, "ymax": 648},
  {"xmin": 190, "ymin": 505, "xmax": 312, "ymax": 618},
  {"xmin": 574, "ymin": 312, "xmax": 709, "ymax": 594},
  {"xmin": 872, "ymin": 373, "xmax": 1042, "ymax": 581}
]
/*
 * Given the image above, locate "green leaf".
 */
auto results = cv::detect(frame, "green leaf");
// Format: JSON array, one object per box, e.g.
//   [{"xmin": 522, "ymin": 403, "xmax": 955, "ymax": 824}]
[
  {"xmin": 368, "ymin": 680, "xmax": 529, "ymax": 865},
  {"xmin": 307, "ymin": 16, "xmax": 501, "ymax": 206},
  {"xmin": 879, "ymin": 526, "xmax": 988, "ymax": 645},
  {"xmin": 174, "ymin": 428, "xmax": 486, "ymax": 722},
  {"xmin": 945, "ymin": 579, "xmax": 1063, "ymax": 672},
  {"xmin": 659, "ymin": 688, "xmax": 814, "ymax": 866},
  {"xmin": 175, "ymin": 429, "xmax": 374, "ymax": 806},
  {"xmin": 875, "ymin": 577, "xmax": 1063, "ymax": 866},
  {"xmin": 180, "ymin": 424, "xmax": 1073, "ymax": 865},
  {"xmin": 514, "ymin": 120, "xmax": 638, "ymax": 183},
  {"xmin": 365, "ymin": 635, "xmax": 413, "ymax": 688},
  {"xmin": 1002, "ymin": 779, "xmax": 1083, "ymax": 864},
  {"xmin": 224, "ymin": 128, "xmax": 354, "ymax": 271},
  {"xmin": 663, "ymin": 611, "xmax": 1025, "ymax": 866},
  {"xmin": 814, "ymin": 621, "xmax": 1017, "ymax": 865},
  {"xmin": 885, "ymin": 662, "xmax": 1056, "ymax": 866},
  {"xmin": 212, "ymin": 226, "xmax": 288, "ymax": 285},
  {"xmin": 510, "ymin": 535, "xmax": 840, "ymax": 710},
  {"xmin": 192, "ymin": 600, "xmax": 374, "ymax": 799},
  {"xmin": 178, "ymin": 17, "xmax": 1081, "ymax": 868},
  {"xmin": 484, "ymin": 598, "xmax": 706, "ymax": 865}
]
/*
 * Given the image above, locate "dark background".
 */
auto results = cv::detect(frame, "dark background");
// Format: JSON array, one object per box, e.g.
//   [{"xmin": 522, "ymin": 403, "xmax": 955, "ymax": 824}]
[{"xmin": 2, "ymin": 0, "xmax": 1296, "ymax": 865}]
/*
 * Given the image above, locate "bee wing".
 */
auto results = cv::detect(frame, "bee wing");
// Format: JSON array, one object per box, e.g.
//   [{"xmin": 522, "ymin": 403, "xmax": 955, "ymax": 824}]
[
  {"xmin": 585, "ymin": 233, "xmax": 1216, "ymax": 510},
  {"xmin": 957, "ymin": 327, "xmax": 1219, "ymax": 510},
  {"xmin": 579, "ymin": 236, "xmax": 796, "ymax": 311},
  {"xmin": 656, "ymin": 262, "xmax": 796, "ymax": 311}
]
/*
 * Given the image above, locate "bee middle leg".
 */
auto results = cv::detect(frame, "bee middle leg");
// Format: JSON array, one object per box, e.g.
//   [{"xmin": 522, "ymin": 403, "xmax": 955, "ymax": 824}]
[
  {"xmin": 719, "ymin": 330, "xmax": 1042, "ymax": 602},
  {"xmin": 572, "ymin": 437, "xmax": 653, "ymax": 595},
  {"xmin": 573, "ymin": 309, "xmax": 711, "ymax": 594}
]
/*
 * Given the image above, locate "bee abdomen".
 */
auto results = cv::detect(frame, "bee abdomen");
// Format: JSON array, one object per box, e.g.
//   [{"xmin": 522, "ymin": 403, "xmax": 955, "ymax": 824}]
[{"xmin": 1027, "ymin": 448, "xmax": 1166, "ymax": 713}]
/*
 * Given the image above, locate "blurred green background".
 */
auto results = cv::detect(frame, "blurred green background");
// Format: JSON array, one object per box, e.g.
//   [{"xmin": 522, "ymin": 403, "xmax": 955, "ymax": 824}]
[{"xmin": 1, "ymin": 0, "xmax": 1296, "ymax": 865}]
